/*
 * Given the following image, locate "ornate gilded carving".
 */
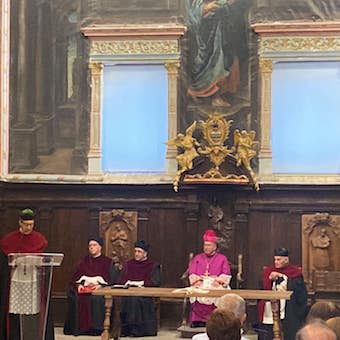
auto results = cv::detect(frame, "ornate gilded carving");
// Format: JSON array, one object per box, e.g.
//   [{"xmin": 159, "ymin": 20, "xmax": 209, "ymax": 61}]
[
  {"xmin": 164, "ymin": 60, "xmax": 180, "ymax": 74},
  {"xmin": 302, "ymin": 213, "xmax": 340, "ymax": 290},
  {"xmin": 232, "ymin": 129, "xmax": 259, "ymax": 191},
  {"xmin": 88, "ymin": 61, "xmax": 103, "ymax": 74},
  {"xmin": 99, "ymin": 209, "xmax": 138, "ymax": 270},
  {"xmin": 166, "ymin": 121, "xmax": 199, "ymax": 192},
  {"xmin": 259, "ymin": 58, "xmax": 273, "ymax": 73},
  {"xmin": 167, "ymin": 112, "xmax": 259, "ymax": 191},
  {"xmin": 198, "ymin": 115, "xmax": 233, "ymax": 177},
  {"xmin": 91, "ymin": 40, "xmax": 179, "ymax": 55},
  {"xmin": 259, "ymin": 37, "xmax": 340, "ymax": 54}
]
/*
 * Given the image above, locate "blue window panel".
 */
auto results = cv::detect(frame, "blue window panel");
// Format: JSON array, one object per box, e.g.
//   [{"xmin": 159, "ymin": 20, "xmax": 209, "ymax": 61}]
[
  {"xmin": 272, "ymin": 61, "xmax": 340, "ymax": 174},
  {"xmin": 102, "ymin": 64, "xmax": 168, "ymax": 172}
]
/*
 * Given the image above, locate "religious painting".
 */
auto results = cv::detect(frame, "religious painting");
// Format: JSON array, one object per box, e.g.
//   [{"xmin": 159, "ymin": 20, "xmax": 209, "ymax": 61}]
[
  {"xmin": 5, "ymin": 0, "xmax": 181, "ymax": 176},
  {"xmin": 181, "ymin": 0, "xmax": 253, "ymax": 132},
  {"xmin": 3, "ymin": 0, "xmax": 340, "ymax": 177}
]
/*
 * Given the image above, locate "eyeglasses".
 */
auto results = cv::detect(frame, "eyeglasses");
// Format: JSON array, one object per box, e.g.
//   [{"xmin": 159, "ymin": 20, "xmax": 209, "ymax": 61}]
[{"xmin": 20, "ymin": 221, "xmax": 34, "ymax": 227}]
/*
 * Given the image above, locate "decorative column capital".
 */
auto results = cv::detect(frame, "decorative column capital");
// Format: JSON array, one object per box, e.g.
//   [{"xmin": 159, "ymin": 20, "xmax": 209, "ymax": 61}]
[
  {"xmin": 89, "ymin": 62, "xmax": 103, "ymax": 74},
  {"xmin": 259, "ymin": 58, "xmax": 273, "ymax": 73},
  {"xmin": 164, "ymin": 60, "xmax": 180, "ymax": 74}
]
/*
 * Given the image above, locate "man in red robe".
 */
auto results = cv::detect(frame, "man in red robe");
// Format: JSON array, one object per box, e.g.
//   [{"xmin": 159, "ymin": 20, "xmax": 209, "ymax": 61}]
[
  {"xmin": 118, "ymin": 240, "xmax": 161, "ymax": 337},
  {"xmin": 257, "ymin": 247, "xmax": 308, "ymax": 340},
  {"xmin": 63, "ymin": 237, "xmax": 116, "ymax": 336},
  {"xmin": 0, "ymin": 208, "xmax": 53, "ymax": 340}
]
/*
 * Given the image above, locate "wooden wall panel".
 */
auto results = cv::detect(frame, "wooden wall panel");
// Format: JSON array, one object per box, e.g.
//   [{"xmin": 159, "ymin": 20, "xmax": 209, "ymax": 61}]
[{"xmin": 1, "ymin": 183, "xmax": 340, "ymax": 325}]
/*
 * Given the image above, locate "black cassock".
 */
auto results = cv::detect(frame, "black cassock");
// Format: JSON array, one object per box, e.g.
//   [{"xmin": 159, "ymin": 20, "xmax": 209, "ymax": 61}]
[{"xmin": 118, "ymin": 258, "xmax": 161, "ymax": 337}]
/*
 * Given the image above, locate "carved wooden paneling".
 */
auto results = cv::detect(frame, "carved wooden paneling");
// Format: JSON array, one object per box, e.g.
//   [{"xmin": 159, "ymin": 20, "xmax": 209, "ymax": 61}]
[
  {"xmin": 99, "ymin": 209, "xmax": 138, "ymax": 269},
  {"xmin": 1, "ymin": 183, "xmax": 340, "ymax": 326},
  {"xmin": 302, "ymin": 213, "xmax": 340, "ymax": 291}
]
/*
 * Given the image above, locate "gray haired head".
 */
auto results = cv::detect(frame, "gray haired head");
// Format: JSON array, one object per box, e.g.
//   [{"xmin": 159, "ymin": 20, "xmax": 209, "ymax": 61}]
[{"xmin": 217, "ymin": 293, "xmax": 246, "ymax": 320}]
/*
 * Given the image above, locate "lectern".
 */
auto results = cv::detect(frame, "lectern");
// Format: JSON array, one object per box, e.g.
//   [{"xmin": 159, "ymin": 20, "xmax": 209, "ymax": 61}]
[{"xmin": 8, "ymin": 253, "xmax": 64, "ymax": 340}]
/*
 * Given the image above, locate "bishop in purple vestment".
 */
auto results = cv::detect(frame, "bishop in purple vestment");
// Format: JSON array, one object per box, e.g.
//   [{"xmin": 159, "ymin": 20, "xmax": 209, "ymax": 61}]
[{"xmin": 189, "ymin": 229, "xmax": 231, "ymax": 327}]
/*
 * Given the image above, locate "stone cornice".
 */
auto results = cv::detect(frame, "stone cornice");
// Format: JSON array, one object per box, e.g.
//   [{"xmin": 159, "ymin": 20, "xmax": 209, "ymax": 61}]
[
  {"xmin": 252, "ymin": 21, "xmax": 340, "ymax": 36},
  {"xmin": 81, "ymin": 24, "xmax": 187, "ymax": 40}
]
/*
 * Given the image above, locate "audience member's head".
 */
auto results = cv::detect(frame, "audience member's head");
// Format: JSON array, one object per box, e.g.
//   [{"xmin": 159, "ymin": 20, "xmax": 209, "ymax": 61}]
[
  {"xmin": 134, "ymin": 240, "xmax": 149, "ymax": 261},
  {"xmin": 296, "ymin": 320, "xmax": 336, "ymax": 340},
  {"xmin": 326, "ymin": 317, "xmax": 340, "ymax": 339},
  {"xmin": 217, "ymin": 293, "xmax": 246, "ymax": 325},
  {"xmin": 207, "ymin": 309, "xmax": 241, "ymax": 340},
  {"xmin": 307, "ymin": 301, "xmax": 340, "ymax": 322}
]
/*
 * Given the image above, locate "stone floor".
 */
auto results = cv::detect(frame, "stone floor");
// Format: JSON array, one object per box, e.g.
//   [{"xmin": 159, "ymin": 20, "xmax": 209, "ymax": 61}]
[
  {"xmin": 55, "ymin": 327, "xmax": 258, "ymax": 340},
  {"xmin": 55, "ymin": 328, "xmax": 185, "ymax": 340}
]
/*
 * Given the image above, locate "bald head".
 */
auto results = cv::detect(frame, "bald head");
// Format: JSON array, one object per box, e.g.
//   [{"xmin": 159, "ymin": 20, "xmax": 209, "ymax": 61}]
[
  {"xmin": 296, "ymin": 321, "xmax": 336, "ymax": 340},
  {"xmin": 216, "ymin": 293, "xmax": 246, "ymax": 324}
]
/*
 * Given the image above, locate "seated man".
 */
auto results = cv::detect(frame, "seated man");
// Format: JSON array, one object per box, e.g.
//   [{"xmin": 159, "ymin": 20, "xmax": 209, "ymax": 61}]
[
  {"xmin": 118, "ymin": 240, "xmax": 161, "ymax": 337},
  {"xmin": 189, "ymin": 229, "xmax": 231, "ymax": 327},
  {"xmin": 257, "ymin": 247, "xmax": 308, "ymax": 340},
  {"xmin": 64, "ymin": 237, "xmax": 116, "ymax": 336},
  {"xmin": 193, "ymin": 293, "xmax": 247, "ymax": 340}
]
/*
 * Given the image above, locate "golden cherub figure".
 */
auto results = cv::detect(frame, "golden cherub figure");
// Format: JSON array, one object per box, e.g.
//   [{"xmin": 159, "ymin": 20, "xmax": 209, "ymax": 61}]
[
  {"xmin": 167, "ymin": 121, "xmax": 199, "ymax": 191},
  {"xmin": 232, "ymin": 129, "xmax": 259, "ymax": 190}
]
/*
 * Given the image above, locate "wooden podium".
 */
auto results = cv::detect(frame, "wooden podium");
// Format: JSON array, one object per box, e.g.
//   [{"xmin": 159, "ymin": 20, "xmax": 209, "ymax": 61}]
[{"xmin": 92, "ymin": 287, "xmax": 292, "ymax": 340}]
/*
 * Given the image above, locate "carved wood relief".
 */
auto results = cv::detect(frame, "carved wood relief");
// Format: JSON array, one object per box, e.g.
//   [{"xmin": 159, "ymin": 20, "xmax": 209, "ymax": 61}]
[
  {"xmin": 99, "ymin": 209, "xmax": 137, "ymax": 269},
  {"xmin": 302, "ymin": 213, "xmax": 340, "ymax": 291}
]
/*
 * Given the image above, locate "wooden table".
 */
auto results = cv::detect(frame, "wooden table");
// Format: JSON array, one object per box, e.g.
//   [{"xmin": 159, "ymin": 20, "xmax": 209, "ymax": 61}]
[{"xmin": 92, "ymin": 287, "xmax": 292, "ymax": 340}]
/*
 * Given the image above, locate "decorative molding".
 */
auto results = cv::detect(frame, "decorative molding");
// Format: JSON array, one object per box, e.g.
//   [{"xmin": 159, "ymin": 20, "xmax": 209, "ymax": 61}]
[
  {"xmin": 88, "ymin": 61, "xmax": 103, "ymax": 174},
  {"xmin": 259, "ymin": 36, "xmax": 340, "ymax": 54},
  {"xmin": 88, "ymin": 61, "xmax": 103, "ymax": 74},
  {"xmin": 259, "ymin": 58, "xmax": 273, "ymax": 72},
  {"xmin": 81, "ymin": 24, "xmax": 186, "ymax": 179},
  {"xmin": 253, "ymin": 21, "xmax": 340, "ymax": 181},
  {"xmin": 81, "ymin": 24, "xmax": 187, "ymax": 39},
  {"xmin": 164, "ymin": 60, "xmax": 180, "ymax": 73},
  {"xmin": 252, "ymin": 22, "xmax": 340, "ymax": 36},
  {"xmin": 90, "ymin": 40, "xmax": 179, "ymax": 56}
]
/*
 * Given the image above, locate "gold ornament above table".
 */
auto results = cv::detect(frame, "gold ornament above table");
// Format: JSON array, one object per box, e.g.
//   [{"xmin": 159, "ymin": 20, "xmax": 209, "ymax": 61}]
[{"xmin": 167, "ymin": 112, "xmax": 259, "ymax": 192}]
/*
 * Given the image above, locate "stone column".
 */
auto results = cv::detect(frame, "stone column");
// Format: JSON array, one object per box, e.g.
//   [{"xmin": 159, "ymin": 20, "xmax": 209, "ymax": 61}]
[
  {"xmin": 34, "ymin": 0, "xmax": 55, "ymax": 155},
  {"xmin": 164, "ymin": 60, "xmax": 180, "ymax": 176},
  {"xmin": 11, "ymin": 0, "xmax": 39, "ymax": 170},
  {"xmin": 88, "ymin": 61, "xmax": 103, "ymax": 174},
  {"xmin": 258, "ymin": 58, "xmax": 273, "ymax": 174}
]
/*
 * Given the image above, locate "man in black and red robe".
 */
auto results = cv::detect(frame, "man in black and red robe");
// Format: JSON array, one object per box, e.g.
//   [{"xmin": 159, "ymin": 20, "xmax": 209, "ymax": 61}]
[
  {"xmin": 0, "ymin": 208, "xmax": 53, "ymax": 340},
  {"xmin": 257, "ymin": 247, "xmax": 308, "ymax": 340},
  {"xmin": 63, "ymin": 237, "xmax": 117, "ymax": 336},
  {"xmin": 118, "ymin": 240, "xmax": 161, "ymax": 337}
]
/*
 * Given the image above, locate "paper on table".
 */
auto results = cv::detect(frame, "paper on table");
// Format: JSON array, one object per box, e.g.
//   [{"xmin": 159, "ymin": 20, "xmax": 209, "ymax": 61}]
[{"xmin": 172, "ymin": 287, "xmax": 209, "ymax": 294}]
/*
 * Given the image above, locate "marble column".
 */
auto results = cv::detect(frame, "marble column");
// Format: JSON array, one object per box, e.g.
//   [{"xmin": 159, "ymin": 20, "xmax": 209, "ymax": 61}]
[
  {"xmin": 87, "ymin": 61, "xmax": 103, "ymax": 174},
  {"xmin": 11, "ymin": 0, "xmax": 39, "ymax": 170},
  {"xmin": 164, "ymin": 60, "xmax": 180, "ymax": 176},
  {"xmin": 34, "ymin": 0, "xmax": 55, "ymax": 155},
  {"xmin": 258, "ymin": 58, "xmax": 273, "ymax": 174}
]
